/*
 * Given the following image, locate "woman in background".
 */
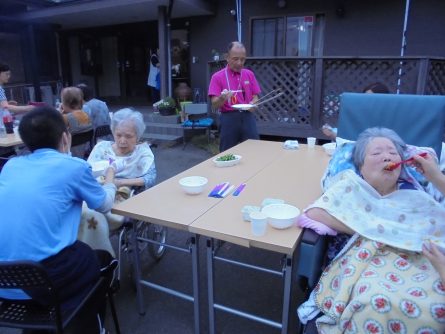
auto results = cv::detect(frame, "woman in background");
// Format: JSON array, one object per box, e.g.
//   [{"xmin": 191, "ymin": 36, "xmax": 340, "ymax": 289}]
[
  {"xmin": 322, "ymin": 82, "xmax": 390, "ymax": 140},
  {"xmin": 61, "ymin": 86, "xmax": 93, "ymax": 134}
]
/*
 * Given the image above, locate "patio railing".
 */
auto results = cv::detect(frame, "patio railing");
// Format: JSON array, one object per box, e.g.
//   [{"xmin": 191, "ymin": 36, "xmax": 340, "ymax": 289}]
[
  {"xmin": 3, "ymin": 80, "xmax": 62, "ymax": 108},
  {"xmin": 209, "ymin": 57, "xmax": 445, "ymax": 138}
]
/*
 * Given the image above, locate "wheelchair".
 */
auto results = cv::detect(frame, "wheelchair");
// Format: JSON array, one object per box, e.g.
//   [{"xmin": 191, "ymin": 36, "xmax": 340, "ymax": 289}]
[
  {"xmin": 110, "ymin": 187, "xmax": 168, "ymax": 288},
  {"xmin": 296, "ymin": 92, "xmax": 445, "ymax": 333}
]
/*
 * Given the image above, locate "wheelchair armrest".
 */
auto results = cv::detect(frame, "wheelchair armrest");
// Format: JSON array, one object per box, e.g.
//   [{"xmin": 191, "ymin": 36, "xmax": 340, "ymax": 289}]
[
  {"xmin": 297, "ymin": 229, "xmax": 328, "ymax": 290},
  {"xmin": 300, "ymin": 228, "xmax": 321, "ymax": 245}
]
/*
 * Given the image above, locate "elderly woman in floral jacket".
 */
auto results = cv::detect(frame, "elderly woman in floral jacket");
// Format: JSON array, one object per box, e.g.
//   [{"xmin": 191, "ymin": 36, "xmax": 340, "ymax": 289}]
[{"xmin": 298, "ymin": 127, "xmax": 445, "ymax": 333}]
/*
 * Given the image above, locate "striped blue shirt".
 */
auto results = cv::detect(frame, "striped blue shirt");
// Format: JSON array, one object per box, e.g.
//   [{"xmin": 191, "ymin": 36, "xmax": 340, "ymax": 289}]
[{"xmin": 0, "ymin": 86, "xmax": 6, "ymax": 102}]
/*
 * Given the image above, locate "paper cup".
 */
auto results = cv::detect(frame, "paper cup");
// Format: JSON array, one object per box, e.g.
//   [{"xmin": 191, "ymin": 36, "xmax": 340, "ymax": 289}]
[
  {"xmin": 250, "ymin": 211, "xmax": 268, "ymax": 236},
  {"xmin": 307, "ymin": 137, "xmax": 316, "ymax": 148}
]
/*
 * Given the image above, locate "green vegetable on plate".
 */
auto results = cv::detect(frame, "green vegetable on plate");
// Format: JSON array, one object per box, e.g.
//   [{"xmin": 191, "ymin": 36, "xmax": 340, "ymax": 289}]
[{"xmin": 216, "ymin": 153, "xmax": 236, "ymax": 161}]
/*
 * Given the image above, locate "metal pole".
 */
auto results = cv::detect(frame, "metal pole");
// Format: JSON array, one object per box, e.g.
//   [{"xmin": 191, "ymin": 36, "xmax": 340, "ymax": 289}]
[
  {"xmin": 397, "ymin": 0, "xmax": 411, "ymax": 94},
  {"xmin": 206, "ymin": 238, "xmax": 216, "ymax": 334},
  {"xmin": 236, "ymin": 0, "xmax": 242, "ymax": 42},
  {"xmin": 190, "ymin": 235, "xmax": 201, "ymax": 334}
]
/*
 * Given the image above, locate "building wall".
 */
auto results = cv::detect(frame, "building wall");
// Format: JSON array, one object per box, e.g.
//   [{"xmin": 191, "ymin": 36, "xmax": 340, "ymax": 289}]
[
  {"xmin": 189, "ymin": 0, "xmax": 445, "ymax": 95},
  {"xmin": 2, "ymin": 0, "xmax": 444, "ymax": 102}
]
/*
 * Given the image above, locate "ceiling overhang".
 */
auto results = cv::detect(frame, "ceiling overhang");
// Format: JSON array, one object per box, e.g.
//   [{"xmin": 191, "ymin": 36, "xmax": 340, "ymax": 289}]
[{"xmin": 13, "ymin": 0, "xmax": 214, "ymax": 29}]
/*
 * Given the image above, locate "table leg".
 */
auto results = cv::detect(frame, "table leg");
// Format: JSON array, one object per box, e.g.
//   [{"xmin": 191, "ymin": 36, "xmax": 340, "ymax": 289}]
[
  {"xmin": 281, "ymin": 255, "xmax": 293, "ymax": 334},
  {"xmin": 190, "ymin": 235, "xmax": 201, "ymax": 334},
  {"xmin": 131, "ymin": 220, "xmax": 145, "ymax": 315},
  {"xmin": 206, "ymin": 238, "xmax": 216, "ymax": 334}
]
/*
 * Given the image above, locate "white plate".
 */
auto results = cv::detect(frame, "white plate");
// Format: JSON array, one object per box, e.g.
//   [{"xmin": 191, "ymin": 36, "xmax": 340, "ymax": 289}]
[
  {"xmin": 232, "ymin": 104, "xmax": 254, "ymax": 110},
  {"xmin": 212, "ymin": 154, "xmax": 242, "ymax": 167}
]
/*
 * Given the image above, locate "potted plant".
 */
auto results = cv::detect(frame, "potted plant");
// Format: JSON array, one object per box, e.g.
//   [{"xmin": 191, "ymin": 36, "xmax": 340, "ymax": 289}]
[
  {"xmin": 211, "ymin": 49, "xmax": 220, "ymax": 61},
  {"xmin": 155, "ymin": 96, "xmax": 177, "ymax": 116}
]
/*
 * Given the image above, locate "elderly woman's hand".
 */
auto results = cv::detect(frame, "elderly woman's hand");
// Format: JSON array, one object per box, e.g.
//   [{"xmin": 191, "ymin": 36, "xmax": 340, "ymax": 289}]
[
  {"xmin": 423, "ymin": 241, "xmax": 445, "ymax": 281},
  {"xmin": 114, "ymin": 178, "xmax": 123, "ymax": 188},
  {"xmin": 109, "ymin": 159, "xmax": 127, "ymax": 173}
]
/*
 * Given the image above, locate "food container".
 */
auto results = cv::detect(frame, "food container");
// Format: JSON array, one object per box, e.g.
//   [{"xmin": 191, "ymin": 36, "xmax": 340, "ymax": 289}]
[
  {"xmin": 241, "ymin": 205, "xmax": 261, "ymax": 221},
  {"xmin": 179, "ymin": 176, "xmax": 208, "ymax": 195},
  {"xmin": 261, "ymin": 198, "xmax": 285, "ymax": 208},
  {"xmin": 90, "ymin": 160, "xmax": 109, "ymax": 177},
  {"xmin": 322, "ymin": 142, "xmax": 336, "ymax": 156},
  {"xmin": 212, "ymin": 154, "xmax": 242, "ymax": 168},
  {"xmin": 261, "ymin": 203, "xmax": 300, "ymax": 229}
]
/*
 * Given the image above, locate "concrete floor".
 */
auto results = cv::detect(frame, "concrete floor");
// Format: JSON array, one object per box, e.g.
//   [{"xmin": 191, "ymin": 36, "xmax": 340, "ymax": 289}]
[{"xmin": 2, "ymin": 105, "xmax": 306, "ymax": 334}]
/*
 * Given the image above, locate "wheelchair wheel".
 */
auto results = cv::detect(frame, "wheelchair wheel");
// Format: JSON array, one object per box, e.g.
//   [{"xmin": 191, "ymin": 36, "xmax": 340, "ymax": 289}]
[
  {"xmin": 147, "ymin": 223, "xmax": 168, "ymax": 260},
  {"xmin": 135, "ymin": 221, "xmax": 167, "ymax": 260}
]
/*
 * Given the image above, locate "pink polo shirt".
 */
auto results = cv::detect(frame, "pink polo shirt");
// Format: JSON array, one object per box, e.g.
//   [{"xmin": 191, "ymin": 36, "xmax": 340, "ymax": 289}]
[{"xmin": 208, "ymin": 65, "xmax": 261, "ymax": 112}]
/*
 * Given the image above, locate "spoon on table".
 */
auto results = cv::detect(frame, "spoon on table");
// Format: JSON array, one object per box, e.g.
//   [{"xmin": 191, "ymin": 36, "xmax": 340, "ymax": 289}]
[{"xmin": 384, "ymin": 152, "xmax": 428, "ymax": 171}]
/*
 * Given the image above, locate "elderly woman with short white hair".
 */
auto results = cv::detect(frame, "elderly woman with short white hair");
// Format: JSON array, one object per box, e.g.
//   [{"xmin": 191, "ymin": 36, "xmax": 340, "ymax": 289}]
[
  {"xmin": 297, "ymin": 127, "xmax": 445, "ymax": 333},
  {"xmin": 78, "ymin": 108, "xmax": 156, "ymax": 256},
  {"xmin": 87, "ymin": 108, "xmax": 156, "ymax": 189}
]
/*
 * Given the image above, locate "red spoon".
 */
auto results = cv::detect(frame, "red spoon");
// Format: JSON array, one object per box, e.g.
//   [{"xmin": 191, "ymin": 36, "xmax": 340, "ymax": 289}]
[{"xmin": 384, "ymin": 152, "xmax": 428, "ymax": 171}]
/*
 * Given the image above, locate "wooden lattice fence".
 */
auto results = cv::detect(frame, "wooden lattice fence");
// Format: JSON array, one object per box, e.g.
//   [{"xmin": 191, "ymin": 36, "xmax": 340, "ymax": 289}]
[{"xmin": 209, "ymin": 57, "xmax": 445, "ymax": 139}]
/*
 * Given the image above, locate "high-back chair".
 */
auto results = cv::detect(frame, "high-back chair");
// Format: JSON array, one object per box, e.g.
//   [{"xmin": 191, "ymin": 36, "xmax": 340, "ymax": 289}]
[
  {"xmin": 71, "ymin": 128, "xmax": 94, "ymax": 147},
  {"xmin": 71, "ymin": 128, "xmax": 94, "ymax": 159},
  {"xmin": 337, "ymin": 93, "xmax": 445, "ymax": 157},
  {"xmin": 0, "ymin": 259, "xmax": 120, "ymax": 334},
  {"xmin": 182, "ymin": 103, "xmax": 213, "ymax": 148},
  {"xmin": 94, "ymin": 124, "xmax": 113, "ymax": 144},
  {"xmin": 297, "ymin": 92, "xmax": 445, "ymax": 333}
]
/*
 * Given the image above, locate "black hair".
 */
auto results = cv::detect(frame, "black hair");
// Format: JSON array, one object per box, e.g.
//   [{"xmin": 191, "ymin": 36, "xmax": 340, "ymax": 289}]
[
  {"xmin": 19, "ymin": 106, "xmax": 67, "ymax": 152},
  {"xmin": 362, "ymin": 82, "xmax": 390, "ymax": 94},
  {"xmin": 76, "ymin": 83, "xmax": 93, "ymax": 101},
  {"xmin": 0, "ymin": 62, "xmax": 10, "ymax": 73}
]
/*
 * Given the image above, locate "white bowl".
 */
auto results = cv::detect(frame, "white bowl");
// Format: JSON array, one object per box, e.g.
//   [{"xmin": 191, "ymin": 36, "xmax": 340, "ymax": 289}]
[
  {"xmin": 261, "ymin": 203, "xmax": 300, "ymax": 229},
  {"xmin": 322, "ymin": 142, "xmax": 336, "ymax": 156},
  {"xmin": 179, "ymin": 176, "xmax": 208, "ymax": 195},
  {"xmin": 212, "ymin": 154, "xmax": 242, "ymax": 168},
  {"xmin": 90, "ymin": 160, "xmax": 109, "ymax": 177}
]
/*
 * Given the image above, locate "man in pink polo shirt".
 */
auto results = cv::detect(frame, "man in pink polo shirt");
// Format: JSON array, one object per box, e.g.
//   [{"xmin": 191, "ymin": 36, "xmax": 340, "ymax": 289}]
[{"xmin": 208, "ymin": 41, "xmax": 261, "ymax": 151}]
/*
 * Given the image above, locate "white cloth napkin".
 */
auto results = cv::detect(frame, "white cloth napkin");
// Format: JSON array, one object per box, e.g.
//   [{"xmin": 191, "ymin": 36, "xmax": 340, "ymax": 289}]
[{"xmin": 283, "ymin": 140, "xmax": 299, "ymax": 149}]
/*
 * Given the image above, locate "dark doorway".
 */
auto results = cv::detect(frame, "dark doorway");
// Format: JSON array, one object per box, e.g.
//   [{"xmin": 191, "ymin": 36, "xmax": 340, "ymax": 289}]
[{"xmin": 117, "ymin": 22, "xmax": 157, "ymax": 105}]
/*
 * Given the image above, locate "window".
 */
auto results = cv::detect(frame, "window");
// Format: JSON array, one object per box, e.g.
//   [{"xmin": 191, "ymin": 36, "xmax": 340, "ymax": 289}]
[{"xmin": 252, "ymin": 16, "xmax": 314, "ymax": 57}]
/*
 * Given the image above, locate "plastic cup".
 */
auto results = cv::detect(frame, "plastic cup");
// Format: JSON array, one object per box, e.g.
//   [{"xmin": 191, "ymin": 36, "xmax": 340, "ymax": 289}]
[
  {"xmin": 307, "ymin": 137, "xmax": 316, "ymax": 148},
  {"xmin": 250, "ymin": 211, "xmax": 268, "ymax": 236},
  {"xmin": 4, "ymin": 122, "xmax": 13, "ymax": 134}
]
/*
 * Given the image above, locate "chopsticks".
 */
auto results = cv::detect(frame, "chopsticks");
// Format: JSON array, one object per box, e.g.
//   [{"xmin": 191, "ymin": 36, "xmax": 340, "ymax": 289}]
[
  {"xmin": 252, "ymin": 88, "xmax": 284, "ymax": 107},
  {"xmin": 208, "ymin": 182, "xmax": 246, "ymax": 197},
  {"xmin": 209, "ymin": 182, "xmax": 233, "ymax": 198}
]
